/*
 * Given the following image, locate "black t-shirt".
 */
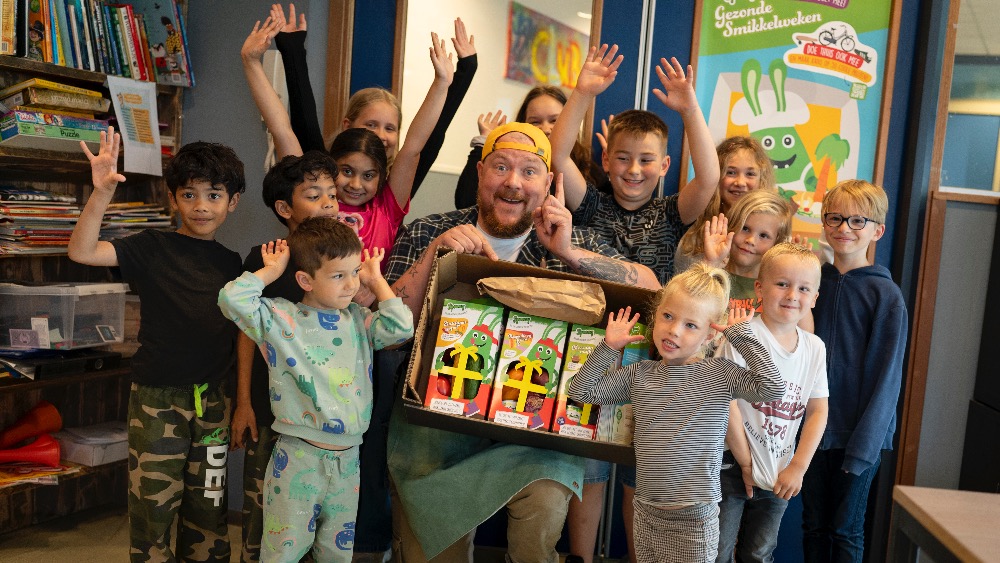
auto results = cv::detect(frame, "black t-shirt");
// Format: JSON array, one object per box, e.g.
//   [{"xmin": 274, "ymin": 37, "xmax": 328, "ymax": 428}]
[
  {"xmin": 242, "ymin": 245, "xmax": 304, "ymax": 427},
  {"xmin": 111, "ymin": 230, "xmax": 242, "ymax": 387}
]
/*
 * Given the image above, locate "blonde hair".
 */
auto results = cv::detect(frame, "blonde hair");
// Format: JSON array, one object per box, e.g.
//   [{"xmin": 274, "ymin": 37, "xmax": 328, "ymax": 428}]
[
  {"xmin": 823, "ymin": 179, "xmax": 889, "ymax": 224},
  {"xmin": 339, "ymin": 88, "xmax": 403, "ymax": 166},
  {"xmin": 651, "ymin": 262, "xmax": 731, "ymax": 329},
  {"xmin": 759, "ymin": 242, "xmax": 821, "ymax": 282},
  {"xmin": 726, "ymin": 189, "xmax": 793, "ymax": 242},
  {"xmin": 678, "ymin": 136, "xmax": 777, "ymax": 258}
]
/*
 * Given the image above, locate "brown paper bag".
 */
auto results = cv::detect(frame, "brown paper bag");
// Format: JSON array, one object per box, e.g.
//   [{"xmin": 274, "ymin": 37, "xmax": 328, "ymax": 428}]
[{"xmin": 476, "ymin": 277, "xmax": 606, "ymax": 326}]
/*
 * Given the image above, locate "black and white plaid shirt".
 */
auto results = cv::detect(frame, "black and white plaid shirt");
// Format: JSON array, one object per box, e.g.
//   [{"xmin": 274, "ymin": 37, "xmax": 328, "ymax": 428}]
[{"xmin": 385, "ymin": 206, "xmax": 631, "ymax": 286}]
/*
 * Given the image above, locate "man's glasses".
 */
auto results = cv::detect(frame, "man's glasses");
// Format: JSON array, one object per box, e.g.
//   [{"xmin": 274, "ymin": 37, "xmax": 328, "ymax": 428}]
[{"xmin": 823, "ymin": 213, "xmax": 877, "ymax": 230}]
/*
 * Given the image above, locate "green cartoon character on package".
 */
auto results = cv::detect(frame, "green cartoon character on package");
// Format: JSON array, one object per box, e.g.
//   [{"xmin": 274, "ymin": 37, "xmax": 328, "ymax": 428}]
[
  {"xmin": 425, "ymin": 299, "xmax": 504, "ymax": 418},
  {"xmin": 732, "ymin": 59, "xmax": 851, "ymax": 216}
]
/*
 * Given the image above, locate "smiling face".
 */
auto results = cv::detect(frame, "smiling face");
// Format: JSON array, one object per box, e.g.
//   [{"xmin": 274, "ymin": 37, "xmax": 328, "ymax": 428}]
[
  {"xmin": 476, "ymin": 133, "xmax": 553, "ymax": 238},
  {"xmin": 279, "ymin": 173, "xmax": 339, "ymax": 231},
  {"xmin": 602, "ymin": 132, "xmax": 670, "ymax": 211},
  {"xmin": 524, "ymin": 95, "xmax": 564, "ymax": 137},
  {"xmin": 822, "ymin": 200, "xmax": 885, "ymax": 268},
  {"xmin": 335, "ymin": 152, "xmax": 381, "ymax": 207},
  {"xmin": 297, "ymin": 253, "xmax": 362, "ymax": 310},
  {"xmin": 169, "ymin": 179, "xmax": 239, "ymax": 240},
  {"xmin": 719, "ymin": 149, "xmax": 762, "ymax": 213},
  {"xmin": 345, "ymin": 101, "xmax": 400, "ymax": 159},
  {"xmin": 650, "ymin": 290, "xmax": 717, "ymax": 365},
  {"xmin": 729, "ymin": 212, "xmax": 782, "ymax": 277},
  {"xmin": 755, "ymin": 254, "xmax": 820, "ymax": 328}
]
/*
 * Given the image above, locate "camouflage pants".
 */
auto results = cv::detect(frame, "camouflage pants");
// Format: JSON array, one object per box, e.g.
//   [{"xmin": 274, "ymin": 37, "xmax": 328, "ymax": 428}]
[
  {"xmin": 262, "ymin": 434, "xmax": 360, "ymax": 563},
  {"xmin": 128, "ymin": 382, "xmax": 231, "ymax": 563},
  {"xmin": 241, "ymin": 423, "xmax": 279, "ymax": 562}
]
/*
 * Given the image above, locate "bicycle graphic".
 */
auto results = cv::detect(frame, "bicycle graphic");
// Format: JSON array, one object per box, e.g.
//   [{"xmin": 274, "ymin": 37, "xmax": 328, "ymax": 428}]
[{"xmin": 819, "ymin": 24, "xmax": 856, "ymax": 52}]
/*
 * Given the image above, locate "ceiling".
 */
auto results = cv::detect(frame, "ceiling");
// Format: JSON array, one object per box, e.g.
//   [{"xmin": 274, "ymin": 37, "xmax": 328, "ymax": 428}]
[{"xmin": 956, "ymin": 0, "xmax": 1000, "ymax": 56}]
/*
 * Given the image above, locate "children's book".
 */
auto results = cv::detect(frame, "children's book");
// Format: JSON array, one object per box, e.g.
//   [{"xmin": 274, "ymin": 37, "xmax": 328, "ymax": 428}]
[
  {"xmin": 128, "ymin": 0, "xmax": 189, "ymax": 86},
  {"xmin": 0, "ymin": 78, "xmax": 102, "ymax": 99},
  {"xmin": 24, "ymin": 0, "xmax": 46, "ymax": 61},
  {"xmin": 0, "ymin": 0, "xmax": 15, "ymax": 55}
]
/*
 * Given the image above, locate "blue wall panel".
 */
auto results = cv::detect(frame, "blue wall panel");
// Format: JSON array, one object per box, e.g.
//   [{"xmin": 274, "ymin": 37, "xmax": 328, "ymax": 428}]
[{"xmin": 351, "ymin": 1, "xmax": 397, "ymax": 92}]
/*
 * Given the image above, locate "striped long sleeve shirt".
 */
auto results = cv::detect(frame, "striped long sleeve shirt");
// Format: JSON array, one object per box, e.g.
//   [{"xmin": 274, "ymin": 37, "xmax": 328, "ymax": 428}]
[{"xmin": 569, "ymin": 323, "xmax": 784, "ymax": 505}]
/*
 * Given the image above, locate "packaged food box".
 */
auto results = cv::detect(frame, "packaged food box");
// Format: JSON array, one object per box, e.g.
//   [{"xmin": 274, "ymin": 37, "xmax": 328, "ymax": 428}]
[
  {"xmin": 487, "ymin": 312, "xmax": 567, "ymax": 431},
  {"xmin": 423, "ymin": 298, "xmax": 504, "ymax": 418},
  {"xmin": 596, "ymin": 321, "xmax": 651, "ymax": 445},
  {"xmin": 552, "ymin": 325, "xmax": 605, "ymax": 439}
]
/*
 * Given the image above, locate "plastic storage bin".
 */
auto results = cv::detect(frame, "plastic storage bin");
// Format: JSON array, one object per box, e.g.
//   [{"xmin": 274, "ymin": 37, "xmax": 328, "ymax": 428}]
[{"xmin": 0, "ymin": 283, "xmax": 129, "ymax": 350}]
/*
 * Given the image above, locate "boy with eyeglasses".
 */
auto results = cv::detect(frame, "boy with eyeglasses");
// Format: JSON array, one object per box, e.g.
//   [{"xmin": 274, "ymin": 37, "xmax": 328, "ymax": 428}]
[{"xmin": 800, "ymin": 180, "xmax": 908, "ymax": 562}]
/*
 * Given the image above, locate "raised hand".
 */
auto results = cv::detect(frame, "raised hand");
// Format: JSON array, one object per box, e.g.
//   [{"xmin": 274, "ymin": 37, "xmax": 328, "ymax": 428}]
[
  {"xmin": 261, "ymin": 239, "xmax": 290, "ymax": 272},
  {"xmin": 791, "ymin": 234, "xmax": 815, "ymax": 251},
  {"xmin": 711, "ymin": 307, "xmax": 754, "ymax": 333},
  {"xmin": 360, "ymin": 247, "xmax": 386, "ymax": 285},
  {"xmin": 703, "ymin": 213, "xmax": 734, "ymax": 267},
  {"xmin": 82, "ymin": 126, "xmax": 126, "ymax": 192},
  {"xmin": 575, "ymin": 44, "xmax": 623, "ymax": 97},
  {"xmin": 270, "ymin": 3, "xmax": 306, "ymax": 34},
  {"xmin": 429, "ymin": 32, "xmax": 455, "ymax": 85},
  {"xmin": 532, "ymin": 172, "xmax": 573, "ymax": 255},
  {"xmin": 652, "ymin": 57, "xmax": 698, "ymax": 116},
  {"xmin": 477, "ymin": 110, "xmax": 507, "ymax": 136},
  {"xmin": 604, "ymin": 307, "xmax": 646, "ymax": 351},
  {"xmin": 595, "ymin": 114, "xmax": 614, "ymax": 154},
  {"xmin": 241, "ymin": 16, "xmax": 282, "ymax": 62},
  {"xmin": 451, "ymin": 17, "xmax": 475, "ymax": 58}
]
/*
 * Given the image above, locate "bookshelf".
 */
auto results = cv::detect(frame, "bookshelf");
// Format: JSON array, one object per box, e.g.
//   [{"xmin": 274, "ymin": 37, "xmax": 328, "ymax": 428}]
[{"xmin": 0, "ymin": 0, "xmax": 190, "ymax": 532}]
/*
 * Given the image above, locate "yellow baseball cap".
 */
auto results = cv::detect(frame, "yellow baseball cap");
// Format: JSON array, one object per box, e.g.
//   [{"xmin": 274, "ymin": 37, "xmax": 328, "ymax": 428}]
[{"xmin": 481, "ymin": 122, "xmax": 551, "ymax": 170}]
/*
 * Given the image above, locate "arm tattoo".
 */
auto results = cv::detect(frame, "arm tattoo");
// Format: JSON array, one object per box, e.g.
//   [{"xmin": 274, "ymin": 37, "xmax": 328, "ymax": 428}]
[{"xmin": 577, "ymin": 256, "xmax": 639, "ymax": 285}]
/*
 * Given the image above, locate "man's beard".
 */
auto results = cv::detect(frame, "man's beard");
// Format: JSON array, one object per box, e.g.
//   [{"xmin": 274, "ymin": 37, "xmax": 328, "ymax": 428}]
[{"xmin": 477, "ymin": 190, "xmax": 534, "ymax": 238}]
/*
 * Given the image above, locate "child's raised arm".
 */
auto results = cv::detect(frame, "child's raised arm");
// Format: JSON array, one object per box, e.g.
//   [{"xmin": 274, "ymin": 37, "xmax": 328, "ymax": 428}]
[
  {"xmin": 652, "ymin": 57, "xmax": 720, "ymax": 225},
  {"xmin": 702, "ymin": 213, "xmax": 733, "ymax": 268},
  {"xmin": 253, "ymin": 239, "xmax": 291, "ymax": 286},
  {"xmin": 68, "ymin": 127, "xmax": 125, "ymax": 267},
  {"xmin": 387, "ymin": 32, "xmax": 455, "ymax": 209},
  {"xmin": 550, "ymin": 44, "xmax": 622, "ymax": 211},
  {"xmin": 360, "ymin": 248, "xmax": 395, "ymax": 303},
  {"xmin": 604, "ymin": 307, "xmax": 646, "ymax": 351},
  {"xmin": 241, "ymin": 15, "xmax": 304, "ymax": 159}
]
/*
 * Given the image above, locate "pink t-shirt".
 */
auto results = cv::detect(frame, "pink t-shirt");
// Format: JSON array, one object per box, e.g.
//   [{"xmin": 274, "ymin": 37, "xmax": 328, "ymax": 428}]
[{"xmin": 339, "ymin": 182, "xmax": 409, "ymax": 268}]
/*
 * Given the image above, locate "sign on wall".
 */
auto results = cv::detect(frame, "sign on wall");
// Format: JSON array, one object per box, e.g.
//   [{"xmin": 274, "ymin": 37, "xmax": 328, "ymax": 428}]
[
  {"xmin": 505, "ymin": 2, "xmax": 589, "ymax": 89},
  {"xmin": 693, "ymin": 0, "xmax": 897, "ymax": 243}
]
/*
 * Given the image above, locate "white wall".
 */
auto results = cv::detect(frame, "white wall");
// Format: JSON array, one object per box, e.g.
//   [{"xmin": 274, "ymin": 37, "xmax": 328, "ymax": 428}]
[{"xmin": 401, "ymin": 0, "xmax": 592, "ymax": 221}]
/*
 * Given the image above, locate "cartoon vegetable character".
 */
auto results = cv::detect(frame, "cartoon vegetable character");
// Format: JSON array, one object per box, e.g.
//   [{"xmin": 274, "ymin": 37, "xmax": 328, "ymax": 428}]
[
  {"xmin": 731, "ymin": 59, "xmax": 851, "ymax": 202},
  {"xmin": 433, "ymin": 309, "xmax": 501, "ymax": 399},
  {"xmin": 500, "ymin": 323, "xmax": 565, "ymax": 413}
]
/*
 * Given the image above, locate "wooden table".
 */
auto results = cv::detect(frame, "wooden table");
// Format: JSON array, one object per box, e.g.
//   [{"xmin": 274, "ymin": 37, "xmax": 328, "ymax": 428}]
[{"xmin": 888, "ymin": 485, "xmax": 1000, "ymax": 562}]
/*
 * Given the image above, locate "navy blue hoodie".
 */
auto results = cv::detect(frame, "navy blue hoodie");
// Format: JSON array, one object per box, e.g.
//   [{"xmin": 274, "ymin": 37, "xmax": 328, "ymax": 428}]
[{"xmin": 814, "ymin": 262, "xmax": 908, "ymax": 475}]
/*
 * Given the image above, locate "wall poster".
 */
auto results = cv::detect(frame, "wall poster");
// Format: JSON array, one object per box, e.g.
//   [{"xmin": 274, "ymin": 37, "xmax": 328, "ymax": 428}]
[
  {"xmin": 505, "ymin": 1, "xmax": 589, "ymax": 89},
  {"xmin": 693, "ymin": 0, "xmax": 897, "ymax": 244}
]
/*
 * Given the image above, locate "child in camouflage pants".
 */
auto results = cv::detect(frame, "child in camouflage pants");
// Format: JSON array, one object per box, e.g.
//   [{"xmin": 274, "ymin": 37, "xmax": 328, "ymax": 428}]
[{"xmin": 70, "ymin": 134, "xmax": 247, "ymax": 561}]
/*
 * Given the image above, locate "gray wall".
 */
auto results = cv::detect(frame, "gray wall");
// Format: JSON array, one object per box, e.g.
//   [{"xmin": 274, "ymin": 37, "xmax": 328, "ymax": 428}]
[
  {"xmin": 914, "ymin": 200, "xmax": 998, "ymax": 488},
  {"xmin": 182, "ymin": 1, "xmax": 330, "ymax": 256}
]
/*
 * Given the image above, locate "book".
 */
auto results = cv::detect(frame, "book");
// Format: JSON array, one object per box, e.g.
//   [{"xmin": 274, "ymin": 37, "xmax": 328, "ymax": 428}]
[
  {"xmin": 135, "ymin": 13, "xmax": 154, "ymax": 83},
  {"xmin": 174, "ymin": 1, "xmax": 192, "ymax": 86},
  {"xmin": 53, "ymin": 0, "xmax": 73, "ymax": 67},
  {"xmin": 48, "ymin": 0, "xmax": 63, "ymax": 65},
  {"xmin": 86, "ymin": 0, "xmax": 108, "ymax": 74},
  {"xmin": 129, "ymin": 0, "xmax": 189, "ymax": 86},
  {"xmin": 14, "ymin": 0, "xmax": 27, "ymax": 57},
  {"xmin": 71, "ymin": 0, "xmax": 95, "ymax": 71},
  {"xmin": 113, "ymin": 5, "xmax": 140, "ymax": 80},
  {"xmin": 0, "ymin": 0, "xmax": 14, "ymax": 55},
  {"xmin": 100, "ymin": 2, "xmax": 122, "ymax": 76},
  {"xmin": 0, "ymin": 78, "xmax": 102, "ymax": 99},
  {"xmin": 1, "ymin": 87, "xmax": 111, "ymax": 114},
  {"xmin": 24, "ymin": 0, "xmax": 46, "ymax": 61},
  {"xmin": 0, "ymin": 187, "xmax": 77, "ymax": 202}
]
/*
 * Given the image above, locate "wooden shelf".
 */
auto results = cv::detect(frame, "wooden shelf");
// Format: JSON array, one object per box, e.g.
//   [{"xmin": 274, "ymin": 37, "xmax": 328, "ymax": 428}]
[
  {"xmin": 0, "ymin": 55, "xmax": 180, "ymax": 95},
  {"xmin": 0, "ymin": 145, "xmax": 172, "ymax": 177},
  {"xmin": 0, "ymin": 366, "xmax": 131, "ymax": 393}
]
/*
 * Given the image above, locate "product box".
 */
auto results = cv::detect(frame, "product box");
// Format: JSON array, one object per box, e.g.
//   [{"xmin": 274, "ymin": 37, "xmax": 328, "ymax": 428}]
[
  {"xmin": 53, "ymin": 421, "xmax": 128, "ymax": 466},
  {"xmin": 0, "ymin": 282, "xmax": 129, "ymax": 351},
  {"xmin": 552, "ymin": 325, "xmax": 605, "ymax": 439},
  {"xmin": 487, "ymin": 313, "xmax": 567, "ymax": 431},
  {"xmin": 402, "ymin": 251, "xmax": 658, "ymax": 465},
  {"xmin": 596, "ymin": 322, "xmax": 651, "ymax": 445},
  {"xmin": 0, "ymin": 111, "xmax": 103, "ymax": 152},
  {"xmin": 424, "ymin": 298, "xmax": 504, "ymax": 418}
]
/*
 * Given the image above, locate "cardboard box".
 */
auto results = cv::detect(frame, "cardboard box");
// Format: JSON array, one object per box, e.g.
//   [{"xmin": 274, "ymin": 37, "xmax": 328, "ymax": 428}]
[
  {"xmin": 53, "ymin": 421, "xmax": 128, "ymax": 467},
  {"xmin": 423, "ymin": 298, "xmax": 504, "ymax": 418},
  {"xmin": 488, "ymin": 313, "xmax": 567, "ymax": 431},
  {"xmin": 552, "ymin": 325, "xmax": 605, "ymax": 439},
  {"xmin": 402, "ymin": 251, "xmax": 657, "ymax": 465}
]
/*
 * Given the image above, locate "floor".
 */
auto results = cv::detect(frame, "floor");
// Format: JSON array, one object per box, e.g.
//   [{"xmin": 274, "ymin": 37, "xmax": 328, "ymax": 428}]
[{"xmin": 0, "ymin": 507, "xmax": 598, "ymax": 563}]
